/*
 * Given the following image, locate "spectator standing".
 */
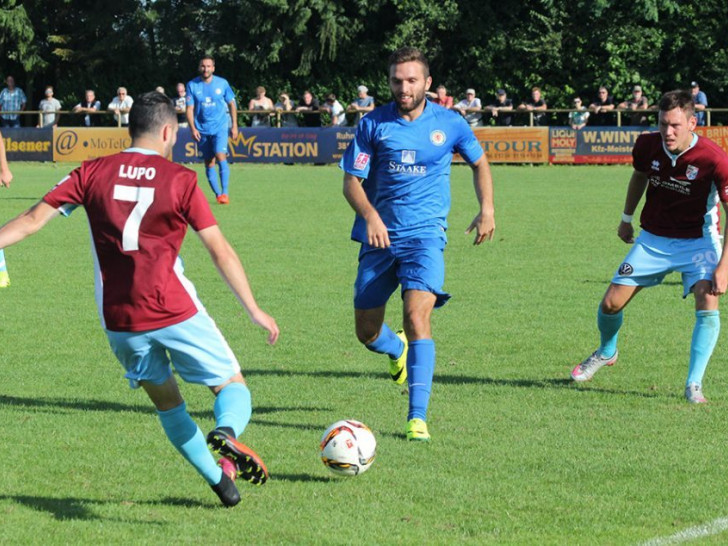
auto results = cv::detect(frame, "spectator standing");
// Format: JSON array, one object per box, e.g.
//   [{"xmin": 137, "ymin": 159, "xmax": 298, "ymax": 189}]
[
  {"xmin": 427, "ymin": 85, "xmax": 453, "ymax": 109},
  {"xmin": 296, "ymin": 90, "xmax": 321, "ymax": 127},
  {"xmin": 248, "ymin": 86, "xmax": 274, "ymax": 127},
  {"xmin": 348, "ymin": 85, "xmax": 375, "ymax": 124},
  {"xmin": 323, "ymin": 93, "xmax": 346, "ymax": 126},
  {"xmin": 569, "ymin": 96, "xmax": 589, "ymax": 130},
  {"xmin": 0, "ymin": 76, "xmax": 27, "ymax": 128},
  {"xmin": 108, "ymin": 87, "xmax": 134, "ymax": 126},
  {"xmin": 73, "ymin": 90, "xmax": 101, "ymax": 127},
  {"xmin": 37, "ymin": 86, "xmax": 62, "ymax": 127},
  {"xmin": 454, "ymin": 88, "xmax": 482, "ymax": 127},
  {"xmin": 486, "ymin": 89, "xmax": 513, "ymax": 126},
  {"xmin": 691, "ymin": 81, "xmax": 708, "ymax": 126},
  {"xmin": 174, "ymin": 83, "xmax": 188, "ymax": 127},
  {"xmin": 618, "ymin": 85, "xmax": 650, "ymax": 126},
  {"xmin": 186, "ymin": 55, "xmax": 238, "ymax": 205},
  {"xmin": 518, "ymin": 86, "xmax": 547, "ymax": 126},
  {"xmin": 275, "ymin": 93, "xmax": 298, "ymax": 127},
  {"xmin": 589, "ymin": 86, "xmax": 615, "ymax": 126}
]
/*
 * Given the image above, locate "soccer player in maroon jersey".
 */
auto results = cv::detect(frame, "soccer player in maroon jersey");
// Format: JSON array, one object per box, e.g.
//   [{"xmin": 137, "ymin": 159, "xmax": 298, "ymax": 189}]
[
  {"xmin": 0, "ymin": 92, "xmax": 279, "ymax": 506},
  {"xmin": 571, "ymin": 90, "xmax": 728, "ymax": 403}
]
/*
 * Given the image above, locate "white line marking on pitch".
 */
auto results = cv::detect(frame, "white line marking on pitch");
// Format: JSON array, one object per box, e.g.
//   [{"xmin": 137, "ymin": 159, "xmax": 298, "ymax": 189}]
[{"xmin": 641, "ymin": 517, "xmax": 728, "ymax": 545}]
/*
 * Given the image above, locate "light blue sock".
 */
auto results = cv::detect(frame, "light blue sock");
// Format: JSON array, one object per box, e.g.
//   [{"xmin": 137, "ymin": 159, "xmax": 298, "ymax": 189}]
[
  {"xmin": 407, "ymin": 339, "xmax": 435, "ymax": 421},
  {"xmin": 218, "ymin": 160, "xmax": 230, "ymax": 195},
  {"xmin": 0, "ymin": 248, "xmax": 6, "ymax": 272},
  {"xmin": 213, "ymin": 382, "xmax": 252, "ymax": 438},
  {"xmin": 365, "ymin": 324, "xmax": 404, "ymax": 360},
  {"xmin": 157, "ymin": 402, "xmax": 222, "ymax": 485},
  {"xmin": 205, "ymin": 165, "xmax": 222, "ymax": 196},
  {"xmin": 687, "ymin": 310, "xmax": 720, "ymax": 386},
  {"xmin": 597, "ymin": 307, "xmax": 623, "ymax": 358}
]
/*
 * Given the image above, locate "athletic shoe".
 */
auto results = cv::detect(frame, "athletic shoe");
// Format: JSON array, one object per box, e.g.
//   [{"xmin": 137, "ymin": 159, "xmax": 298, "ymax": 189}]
[
  {"xmin": 216, "ymin": 194, "xmax": 229, "ymax": 205},
  {"xmin": 389, "ymin": 330, "xmax": 408, "ymax": 385},
  {"xmin": 0, "ymin": 270, "xmax": 9, "ymax": 288},
  {"xmin": 210, "ymin": 471, "xmax": 241, "ymax": 507},
  {"xmin": 406, "ymin": 418, "xmax": 431, "ymax": 442},
  {"xmin": 207, "ymin": 428, "xmax": 269, "ymax": 485},
  {"xmin": 218, "ymin": 456, "xmax": 237, "ymax": 480},
  {"xmin": 570, "ymin": 350, "xmax": 618, "ymax": 382},
  {"xmin": 685, "ymin": 383, "xmax": 708, "ymax": 404}
]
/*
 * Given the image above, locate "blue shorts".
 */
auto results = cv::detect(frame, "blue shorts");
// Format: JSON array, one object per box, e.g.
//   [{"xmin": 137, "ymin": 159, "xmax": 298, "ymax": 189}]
[
  {"xmin": 612, "ymin": 230, "xmax": 721, "ymax": 297},
  {"xmin": 354, "ymin": 238, "xmax": 451, "ymax": 309},
  {"xmin": 105, "ymin": 311, "xmax": 241, "ymax": 389},
  {"xmin": 198, "ymin": 128, "xmax": 229, "ymax": 159}
]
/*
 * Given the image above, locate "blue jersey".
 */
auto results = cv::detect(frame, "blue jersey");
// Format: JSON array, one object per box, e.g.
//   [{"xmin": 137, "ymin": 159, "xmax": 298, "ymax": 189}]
[
  {"xmin": 340, "ymin": 101, "xmax": 484, "ymax": 242},
  {"xmin": 186, "ymin": 75, "xmax": 235, "ymax": 134}
]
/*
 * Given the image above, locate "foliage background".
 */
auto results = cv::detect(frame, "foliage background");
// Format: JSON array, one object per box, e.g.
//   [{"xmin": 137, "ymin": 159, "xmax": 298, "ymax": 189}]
[{"xmin": 1, "ymin": 0, "xmax": 727, "ymax": 113}]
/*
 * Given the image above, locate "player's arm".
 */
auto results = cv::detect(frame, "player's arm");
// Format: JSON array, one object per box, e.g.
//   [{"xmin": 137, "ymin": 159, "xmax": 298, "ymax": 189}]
[
  {"xmin": 228, "ymin": 100, "xmax": 238, "ymax": 139},
  {"xmin": 617, "ymin": 170, "xmax": 649, "ymax": 243},
  {"xmin": 711, "ymin": 202, "xmax": 728, "ymax": 296},
  {"xmin": 465, "ymin": 154, "xmax": 495, "ymax": 245},
  {"xmin": 186, "ymin": 104, "xmax": 200, "ymax": 141},
  {"xmin": 196, "ymin": 225, "xmax": 279, "ymax": 345},
  {"xmin": 0, "ymin": 129, "xmax": 12, "ymax": 187},
  {"xmin": 342, "ymin": 172, "xmax": 389, "ymax": 248},
  {"xmin": 0, "ymin": 200, "xmax": 59, "ymax": 248}
]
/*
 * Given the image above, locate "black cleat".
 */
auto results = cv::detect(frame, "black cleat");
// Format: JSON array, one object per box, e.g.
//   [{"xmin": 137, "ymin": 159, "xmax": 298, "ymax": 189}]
[
  {"xmin": 207, "ymin": 428, "xmax": 269, "ymax": 486},
  {"xmin": 211, "ymin": 472, "xmax": 240, "ymax": 507}
]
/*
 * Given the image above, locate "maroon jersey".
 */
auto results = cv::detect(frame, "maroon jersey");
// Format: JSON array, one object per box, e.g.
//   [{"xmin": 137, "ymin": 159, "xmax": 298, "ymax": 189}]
[
  {"xmin": 633, "ymin": 132, "xmax": 728, "ymax": 238},
  {"xmin": 43, "ymin": 150, "xmax": 217, "ymax": 332}
]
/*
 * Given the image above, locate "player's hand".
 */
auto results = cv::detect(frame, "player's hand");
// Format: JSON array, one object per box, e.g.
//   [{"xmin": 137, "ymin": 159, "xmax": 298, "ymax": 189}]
[
  {"xmin": 617, "ymin": 221, "xmax": 634, "ymax": 243},
  {"xmin": 230, "ymin": 127, "xmax": 238, "ymax": 140},
  {"xmin": 191, "ymin": 127, "xmax": 201, "ymax": 142},
  {"xmin": 250, "ymin": 309, "xmax": 280, "ymax": 345},
  {"xmin": 366, "ymin": 215, "xmax": 390, "ymax": 248},
  {"xmin": 711, "ymin": 264, "xmax": 728, "ymax": 296},
  {"xmin": 0, "ymin": 168, "xmax": 12, "ymax": 188},
  {"xmin": 465, "ymin": 211, "xmax": 495, "ymax": 245}
]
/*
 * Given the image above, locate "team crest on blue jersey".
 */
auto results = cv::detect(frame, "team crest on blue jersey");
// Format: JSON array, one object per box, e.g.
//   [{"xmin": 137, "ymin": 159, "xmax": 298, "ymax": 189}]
[
  {"xmin": 618, "ymin": 263, "xmax": 633, "ymax": 276},
  {"xmin": 401, "ymin": 150, "xmax": 416, "ymax": 164},
  {"xmin": 215, "ymin": 88, "xmax": 222, "ymax": 95},
  {"xmin": 430, "ymin": 130, "xmax": 446, "ymax": 146},
  {"xmin": 686, "ymin": 165, "xmax": 699, "ymax": 180}
]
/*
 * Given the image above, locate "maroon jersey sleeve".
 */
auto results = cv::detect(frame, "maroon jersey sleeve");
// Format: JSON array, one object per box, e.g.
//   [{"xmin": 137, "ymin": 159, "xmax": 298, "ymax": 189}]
[
  {"xmin": 632, "ymin": 133, "xmax": 657, "ymax": 173},
  {"xmin": 715, "ymin": 150, "xmax": 728, "ymax": 204},
  {"xmin": 43, "ymin": 166, "xmax": 86, "ymax": 211},
  {"xmin": 181, "ymin": 176, "xmax": 217, "ymax": 232}
]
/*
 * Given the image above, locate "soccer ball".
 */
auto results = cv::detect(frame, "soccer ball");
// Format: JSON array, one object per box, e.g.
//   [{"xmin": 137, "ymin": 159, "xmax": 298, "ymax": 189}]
[{"xmin": 320, "ymin": 419, "xmax": 376, "ymax": 476}]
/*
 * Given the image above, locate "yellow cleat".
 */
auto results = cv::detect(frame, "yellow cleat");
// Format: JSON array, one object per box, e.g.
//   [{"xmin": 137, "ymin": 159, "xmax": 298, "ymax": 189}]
[
  {"xmin": 406, "ymin": 418, "xmax": 431, "ymax": 442},
  {"xmin": 389, "ymin": 330, "xmax": 408, "ymax": 384},
  {"xmin": 0, "ymin": 270, "xmax": 9, "ymax": 288}
]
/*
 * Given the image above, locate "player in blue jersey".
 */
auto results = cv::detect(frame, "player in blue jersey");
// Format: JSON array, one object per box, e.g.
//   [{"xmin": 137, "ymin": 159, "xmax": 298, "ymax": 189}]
[
  {"xmin": 186, "ymin": 55, "xmax": 238, "ymax": 204},
  {"xmin": 340, "ymin": 47, "xmax": 496, "ymax": 441},
  {"xmin": 0, "ymin": 128, "xmax": 13, "ymax": 287}
]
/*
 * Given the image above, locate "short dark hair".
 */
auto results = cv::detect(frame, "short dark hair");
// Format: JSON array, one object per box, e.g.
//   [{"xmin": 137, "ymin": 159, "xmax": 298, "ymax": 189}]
[
  {"xmin": 200, "ymin": 55, "xmax": 215, "ymax": 64},
  {"xmin": 388, "ymin": 47, "xmax": 430, "ymax": 78},
  {"xmin": 129, "ymin": 91, "xmax": 177, "ymax": 138},
  {"xmin": 658, "ymin": 90, "xmax": 695, "ymax": 118}
]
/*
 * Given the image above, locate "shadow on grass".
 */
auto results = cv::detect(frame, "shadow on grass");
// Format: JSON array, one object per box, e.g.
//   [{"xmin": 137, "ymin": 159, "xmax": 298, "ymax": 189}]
[
  {"xmin": 272, "ymin": 473, "xmax": 331, "ymax": 483},
  {"xmin": 0, "ymin": 494, "xmax": 214, "ymax": 522}
]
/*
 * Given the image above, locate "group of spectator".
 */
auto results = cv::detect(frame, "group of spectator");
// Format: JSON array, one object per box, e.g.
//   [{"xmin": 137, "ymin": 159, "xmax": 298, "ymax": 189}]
[
  {"xmin": 0, "ymin": 74, "xmax": 713, "ymax": 130},
  {"xmin": 428, "ymin": 81, "xmax": 711, "ymax": 129}
]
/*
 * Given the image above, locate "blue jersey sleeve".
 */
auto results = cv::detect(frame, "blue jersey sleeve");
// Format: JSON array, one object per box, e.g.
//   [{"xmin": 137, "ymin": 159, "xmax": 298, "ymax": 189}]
[
  {"xmin": 185, "ymin": 82, "xmax": 195, "ymax": 107},
  {"xmin": 223, "ymin": 81, "xmax": 235, "ymax": 105},
  {"xmin": 339, "ymin": 116, "xmax": 375, "ymax": 179},
  {"xmin": 452, "ymin": 116, "xmax": 484, "ymax": 164}
]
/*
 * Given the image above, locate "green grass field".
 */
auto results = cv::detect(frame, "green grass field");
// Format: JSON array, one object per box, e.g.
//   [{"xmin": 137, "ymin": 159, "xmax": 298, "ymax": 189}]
[{"xmin": 2, "ymin": 162, "xmax": 728, "ymax": 545}]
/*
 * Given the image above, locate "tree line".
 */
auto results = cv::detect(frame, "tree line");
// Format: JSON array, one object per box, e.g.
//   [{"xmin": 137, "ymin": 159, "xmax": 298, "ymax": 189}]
[{"xmin": 1, "ymin": 0, "xmax": 726, "ymax": 116}]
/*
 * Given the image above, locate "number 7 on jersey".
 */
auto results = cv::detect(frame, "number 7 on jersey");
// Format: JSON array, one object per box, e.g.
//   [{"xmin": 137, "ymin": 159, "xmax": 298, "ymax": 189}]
[{"xmin": 113, "ymin": 185, "xmax": 155, "ymax": 251}]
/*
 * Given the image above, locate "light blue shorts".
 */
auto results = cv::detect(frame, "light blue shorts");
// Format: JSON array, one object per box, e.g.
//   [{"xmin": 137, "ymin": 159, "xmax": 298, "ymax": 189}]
[
  {"xmin": 612, "ymin": 230, "xmax": 721, "ymax": 297},
  {"xmin": 105, "ymin": 311, "xmax": 241, "ymax": 388},
  {"xmin": 198, "ymin": 128, "xmax": 229, "ymax": 159},
  {"xmin": 354, "ymin": 237, "xmax": 451, "ymax": 309}
]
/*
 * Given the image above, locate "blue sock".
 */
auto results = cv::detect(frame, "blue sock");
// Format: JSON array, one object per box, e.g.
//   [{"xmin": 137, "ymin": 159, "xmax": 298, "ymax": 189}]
[
  {"xmin": 0, "ymin": 248, "xmax": 6, "ymax": 272},
  {"xmin": 205, "ymin": 165, "xmax": 222, "ymax": 196},
  {"xmin": 157, "ymin": 402, "xmax": 222, "ymax": 485},
  {"xmin": 365, "ymin": 324, "xmax": 404, "ymax": 360},
  {"xmin": 687, "ymin": 310, "xmax": 720, "ymax": 386},
  {"xmin": 218, "ymin": 160, "xmax": 230, "ymax": 195},
  {"xmin": 407, "ymin": 339, "xmax": 435, "ymax": 421},
  {"xmin": 597, "ymin": 307, "xmax": 622, "ymax": 358},
  {"xmin": 214, "ymin": 382, "xmax": 252, "ymax": 438}
]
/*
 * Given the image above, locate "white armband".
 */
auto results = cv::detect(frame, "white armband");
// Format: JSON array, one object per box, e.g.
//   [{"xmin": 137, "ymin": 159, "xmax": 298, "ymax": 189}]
[{"xmin": 621, "ymin": 213, "xmax": 634, "ymax": 223}]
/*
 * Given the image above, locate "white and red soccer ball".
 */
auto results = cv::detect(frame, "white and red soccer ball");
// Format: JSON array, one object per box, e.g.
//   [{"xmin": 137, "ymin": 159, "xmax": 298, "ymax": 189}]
[{"xmin": 320, "ymin": 419, "xmax": 376, "ymax": 476}]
